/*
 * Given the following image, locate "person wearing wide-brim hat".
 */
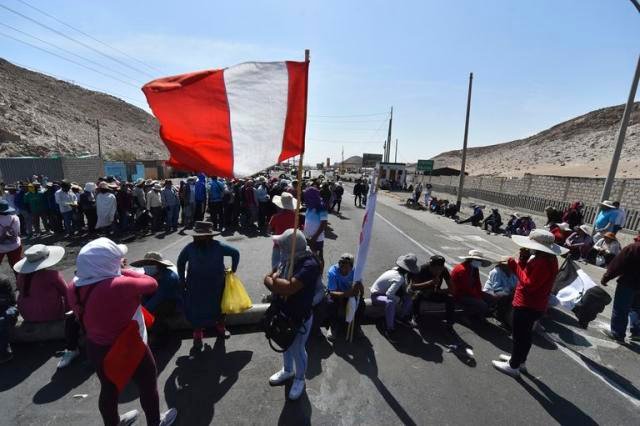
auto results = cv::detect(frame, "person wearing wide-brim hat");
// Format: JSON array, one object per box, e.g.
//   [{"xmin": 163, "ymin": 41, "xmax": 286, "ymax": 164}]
[
  {"xmin": 564, "ymin": 224, "xmax": 594, "ymax": 260},
  {"xmin": 594, "ymin": 200, "xmax": 619, "ymax": 235},
  {"xmin": 177, "ymin": 221, "xmax": 239, "ymax": 348},
  {"xmin": 96, "ymin": 180, "xmax": 117, "ymax": 234},
  {"xmin": 370, "ymin": 253, "xmax": 420, "ymax": 341},
  {"xmin": 450, "ymin": 250, "xmax": 495, "ymax": 320},
  {"xmin": 269, "ymin": 192, "xmax": 299, "ymax": 271},
  {"xmin": 588, "ymin": 231, "xmax": 621, "ymax": 267},
  {"xmin": 0, "ymin": 199, "xmax": 22, "ymax": 272},
  {"xmin": 492, "ymin": 229, "xmax": 568, "ymax": 378}
]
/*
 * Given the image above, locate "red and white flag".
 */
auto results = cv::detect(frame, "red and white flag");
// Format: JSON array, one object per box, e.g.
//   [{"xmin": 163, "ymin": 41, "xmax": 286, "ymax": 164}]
[{"xmin": 142, "ymin": 61, "xmax": 308, "ymax": 177}]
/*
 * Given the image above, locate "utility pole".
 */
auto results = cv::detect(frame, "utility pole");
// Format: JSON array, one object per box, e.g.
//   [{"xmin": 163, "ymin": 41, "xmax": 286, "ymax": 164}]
[
  {"xmin": 598, "ymin": 54, "xmax": 640, "ymax": 207},
  {"xmin": 55, "ymin": 132, "xmax": 61, "ymax": 157},
  {"xmin": 96, "ymin": 119, "xmax": 102, "ymax": 159},
  {"xmin": 394, "ymin": 138, "xmax": 398, "ymax": 163},
  {"xmin": 341, "ymin": 145, "xmax": 344, "ymax": 175},
  {"xmin": 456, "ymin": 72, "xmax": 473, "ymax": 210},
  {"xmin": 385, "ymin": 106, "xmax": 393, "ymax": 162}
]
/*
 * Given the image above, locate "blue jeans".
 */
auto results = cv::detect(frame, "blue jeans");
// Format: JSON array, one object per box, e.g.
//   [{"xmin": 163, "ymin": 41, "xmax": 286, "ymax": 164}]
[
  {"xmin": 61, "ymin": 211, "xmax": 73, "ymax": 235},
  {"xmin": 165, "ymin": 205, "xmax": 179, "ymax": 229},
  {"xmin": 283, "ymin": 315, "xmax": 313, "ymax": 380},
  {"xmin": 0, "ymin": 306, "xmax": 18, "ymax": 353},
  {"xmin": 610, "ymin": 284, "xmax": 637, "ymax": 338}
]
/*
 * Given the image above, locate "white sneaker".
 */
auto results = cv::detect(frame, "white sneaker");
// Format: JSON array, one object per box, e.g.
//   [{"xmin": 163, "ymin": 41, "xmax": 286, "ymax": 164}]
[
  {"xmin": 118, "ymin": 409, "xmax": 138, "ymax": 426},
  {"xmin": 498, "ymin": 354, "xmax": 527, "ymax": 374},
  {"xmin": 327, "ymin": 327, "xmax": 336, "ymax": 342},
  {"xmin": 269, "ymin": 369, "xmax": 294, "ymax": 386},
  {"xmin": 159, "ymin": 408, "xmax": 178, "ymax": 426},
  {"xmin": 57, "ymin": 349, "xmax": 79, "ymax": 369},
  {"xmin": 288, "ymin": 378, "xmax": 306, "ymax": 401},
  {"xmin": 492, "ymin": 360, "xmax": 521, "ymax": 378}
]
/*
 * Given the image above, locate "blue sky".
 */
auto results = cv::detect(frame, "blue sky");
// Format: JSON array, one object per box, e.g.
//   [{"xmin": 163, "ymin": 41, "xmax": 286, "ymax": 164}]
[{"xmin": 1, "ymin": 0, "xmax": 638, "ymax": 165}]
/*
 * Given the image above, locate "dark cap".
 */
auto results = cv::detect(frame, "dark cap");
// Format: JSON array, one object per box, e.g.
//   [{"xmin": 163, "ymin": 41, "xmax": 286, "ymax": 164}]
[{"xmin": 429, "ymin": 255, "xmax": 446, "ymax": 267}]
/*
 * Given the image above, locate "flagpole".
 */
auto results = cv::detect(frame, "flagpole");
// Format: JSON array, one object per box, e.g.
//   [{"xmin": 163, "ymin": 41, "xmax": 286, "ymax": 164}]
[{"xmin": 288, "ymin": 49, "xmax": 310, "ymax": 279}]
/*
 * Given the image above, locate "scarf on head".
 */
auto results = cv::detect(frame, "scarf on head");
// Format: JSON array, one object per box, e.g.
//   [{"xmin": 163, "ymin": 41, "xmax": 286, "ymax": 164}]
[
  {"xmin": 73, "ymin": 237, "xmax": 126, "ymax": 287},
  {"xmin": 303, "ymin": 186, "xmax": 323, "ymax": 211}
]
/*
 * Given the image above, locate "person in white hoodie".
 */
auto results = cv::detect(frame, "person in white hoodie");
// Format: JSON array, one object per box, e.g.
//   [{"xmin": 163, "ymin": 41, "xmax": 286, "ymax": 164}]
[{"xmin": 96, "ymin": 182, "xmax": 117, "ymax": 234}]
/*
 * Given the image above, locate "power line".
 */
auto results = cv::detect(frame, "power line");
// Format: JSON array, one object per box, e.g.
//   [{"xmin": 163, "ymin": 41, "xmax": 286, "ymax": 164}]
[
  {"xmin": 15, "ymin": 0, "xmax": 164, "ymax": 75},
  {"xmin": 308, "ymin": 118, "xmax": 389, "ymax": 123},
  {"xmin": 308, "ymin": 112, "xmax": 388, "ymax": 118},
  {"xmin": 307, "ymin": 138, "xmax": 384, "ymax": 144},
  {"xmin": 0, "ymin": 3, "xmax": 155, "ymax": 79},
  {"xmin": 0, "ymin": 30, "xmax": 140, "ymax": 89},
  {"xmin": 0, "ymin": 21, "xmax": 144, "ymax": 84}
]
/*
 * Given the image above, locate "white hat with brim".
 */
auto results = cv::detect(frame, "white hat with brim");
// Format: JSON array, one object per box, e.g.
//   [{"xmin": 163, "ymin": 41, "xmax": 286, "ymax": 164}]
[
  {"xmin": 458, "ymin": 250, "xmax": 493, "ymax": 267},
  {"xmin": 130, "ymin": 251, "xmax": 174, "ymax": 267},
  {"xmin": 272, "ymin": 193, "xmax": 298, "ymax": 211},
  {"xmin": 579, "ymin": 224, "xmax": 591, "ymax": 234},
  {"xmin": 396, "ymin": 253, "xmax": 420, "ymax": 274},
  {"xmin": 600, "ymin": 200, "xmax": 616, "ymax": 209},
  {"xmin": 13, "ymin": 244, "xmax": 65, "ymax": 274},
  {"xmin": 557, "ymin": 222, "xmax": 571, "ymax": 231},
  {"xmin": 511, "ymin": 229, "xmax": 569, "ymax": 256}
]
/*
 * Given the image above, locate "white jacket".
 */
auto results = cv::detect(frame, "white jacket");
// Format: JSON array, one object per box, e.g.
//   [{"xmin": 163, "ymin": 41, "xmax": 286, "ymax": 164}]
[{"xmin": 96, "ymin": 192, "xmax": 117, "ymax": 229}]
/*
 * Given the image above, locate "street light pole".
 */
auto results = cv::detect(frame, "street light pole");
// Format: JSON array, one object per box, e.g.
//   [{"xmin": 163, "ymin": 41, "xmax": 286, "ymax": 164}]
[{"xmin": 456, "ymin": 72, "xmax": 473, "ymax": 210}]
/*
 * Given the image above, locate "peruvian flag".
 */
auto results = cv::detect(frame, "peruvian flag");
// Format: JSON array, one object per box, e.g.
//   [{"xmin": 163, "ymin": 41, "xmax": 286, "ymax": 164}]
[
  {"xmin": 103, "ymin": 306, "xmax": 154, "ymax": 393},
  {"xmin": 142, "ymin": 61, "xmax": 308, "ymax": 178}
]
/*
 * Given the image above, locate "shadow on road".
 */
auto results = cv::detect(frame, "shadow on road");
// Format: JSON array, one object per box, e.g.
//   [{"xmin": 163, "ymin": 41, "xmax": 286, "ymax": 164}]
[
  {"xmin": 0, "ymin": 342, "xmax": 60, "ymax": 392},
  {"xmin": 32, "ymin": 358, "xmax": 94, "ymax": 404},
  {"xmin": 163, "ymin": 338, "xmax": 252, "ymax": 426}
]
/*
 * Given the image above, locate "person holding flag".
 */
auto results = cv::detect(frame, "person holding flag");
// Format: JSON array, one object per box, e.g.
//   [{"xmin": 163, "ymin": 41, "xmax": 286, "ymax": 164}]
[
  {"xmin": 68, "ymin": 238, "xmax": 177, "ymax": 426},
  {"xmin": 325, "ymin": 253, "xmax": 365, "ymax": 341}
]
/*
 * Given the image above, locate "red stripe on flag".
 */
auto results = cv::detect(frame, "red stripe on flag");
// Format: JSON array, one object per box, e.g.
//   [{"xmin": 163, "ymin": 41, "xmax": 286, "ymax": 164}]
[
  {"xmin": 103, "ymin": 320, "xmax": 146, "ymax": 393},
  {"xmin": 279, "ymin": 61, "xmax": 308, "ymax": 163},
  {"xmin": 142, "ymin": 70, "xmax": 234, "ymax": 177}
]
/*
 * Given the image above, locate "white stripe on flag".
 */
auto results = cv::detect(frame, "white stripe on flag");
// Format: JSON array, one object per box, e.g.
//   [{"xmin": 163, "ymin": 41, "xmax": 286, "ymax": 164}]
[
  {"xmin": 354, "ymin": 175, "xmax": 377, "ymax": 283},
  {"xmin": 224, "ymin": 62, "xmax": 289, "ymax": 177}
]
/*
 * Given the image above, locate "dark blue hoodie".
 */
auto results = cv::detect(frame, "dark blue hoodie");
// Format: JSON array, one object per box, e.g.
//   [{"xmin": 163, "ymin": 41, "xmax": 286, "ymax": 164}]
[{"xmin": 195, "ymin": 173, "xmax": 207, "ymax": 203}]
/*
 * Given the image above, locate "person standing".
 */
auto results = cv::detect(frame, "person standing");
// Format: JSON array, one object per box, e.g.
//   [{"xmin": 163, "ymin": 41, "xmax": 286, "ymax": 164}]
[
  {"xmin": 0, "ymin": 200, "xmax": 22, "ymax": 273},
  {"xmin": 264, "ymin": 229, "xmax": 320, "ymax": 400},
  {"xmin": 194, "ymin": 174, "xmax": 207, "ymax": 222},
  {"xmin": 54, "ymin": 181, "xmax": 77, "ymax": 237},
  {"xmin": 147, "ymin": 184, "xmax": 164, "ymax": 232},
  {"xmin": 177, "ymin": 221, "xmax": 240, "ymax": 349},
  {"xmin": 208, "ymin": 176, "xmax": 226, "ymax": 231},
  {"xmin": 256, "ymin": 178, "xmax": 272, "ymax": 230},
  {"xmin": 302, "ymin": 187, "xmax": 328, "ymax": 268},
  {"xmin": 331, "ymin": 182, "xmax": 344, "ymax": 214},
  {"xmin": 600, "ymin": 233, "xmax": 640, "ymax": 342},
  {"xmin": 353, "ymin": 180, "xmax": 363, "ymax": 207},
  {"xmin": 96, "ymin": 182, "xmax": 117, "ymax": 235},
  {"xmin": 79, "ymin": 183, "xmax": 98, "ymax": 234},
  {"xmin": 132, "ymin": 179, "xmax": 147, "ymax": 221},
  {"xmin": 24, "ymin": 182, "xmax": 46, "ymax": 236},
  {"xmin": 269, "ymin": 192, "xmax": 298, "ymax": 271},
  {"xmin": 492, "ymin": 230, "xmax": 567, "ymax": 377},
  {"xmin": 161, "ymin": 180, "xmax": 180, "ymax": 232},
  {"xmin": 68, "ymin": 238, "xmax": 177, "ymax": 426}
]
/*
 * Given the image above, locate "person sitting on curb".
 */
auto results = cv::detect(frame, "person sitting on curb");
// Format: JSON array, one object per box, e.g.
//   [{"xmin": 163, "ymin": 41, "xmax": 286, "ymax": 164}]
[
  {"xmin": 504, "ymin": 213, "xmax": 521, "ymax": 237},
  {"xmin": 564, "ymin": 224, "xmax": 593, "ymax": 260},
  {"xmin": 456, "ymin": 205, "xmax": 484, "ymax": 226},
  {"xmin": 325, "ymin": 253, "xmax": 365, "ymax": 342},
  {"xmin": 131, "ymin": 252, "xmax": 182, "ymax": 345},
  {"xmin": 483, "ymin": 256, "xmax": 518, "ymax": 327},
  {"xmin": 409, "ymin": 255, "xmax": 455, "ymax": 329},
  {"xmin": 588, "ymin": 232, "xmax": 621, "ymax": 267},
  {"xmin": 178, "ymin": 221, "xmax": 240, "ymax": 350},
  {"xmin": 548, "ymin": 222, "xmax": 572, "ymax": 245},
  {"xmin": 13, "ymin": 244, "xmax": 80, "ymax": 368},
  {"xmin": 600, "ymin": 233, "xmax": 640, "ymax": 343},
  {"xmin": 450, "ymin": 250, "xmax": 494, "ymax": 321},
  {"xmin": 515, "ymin": 215, "xmax": 536, "ymax": 236},
  {"xmin": 483, "ymin": 208, "xmax": 502, "ymax": 234},
  {"xmin": 0, "ymin": 273, "xmax": 17, "ymax": 364},
  {"xmin": 492, "ymin": 230, "xmax": 567, "ymax": 378},
  {"xmin": 370, "ymin": 254, "xmax": 419, "ymax": 342}
]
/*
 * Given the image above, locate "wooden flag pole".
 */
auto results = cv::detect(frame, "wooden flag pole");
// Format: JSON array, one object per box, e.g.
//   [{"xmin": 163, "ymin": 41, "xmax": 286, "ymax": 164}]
[{"xmin": 287, "ymin": 49, "xmax": 310, "ymax": 279}]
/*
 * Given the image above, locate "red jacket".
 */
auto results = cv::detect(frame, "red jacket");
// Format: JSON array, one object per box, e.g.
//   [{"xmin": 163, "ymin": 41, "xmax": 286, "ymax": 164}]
[
  {"xmin": 509, "ymin": 254, "xmax": 558, "ymax": 312},
  {"xmin": 450, "ymin": 262, "xmax": 483, "ymax": 301}
]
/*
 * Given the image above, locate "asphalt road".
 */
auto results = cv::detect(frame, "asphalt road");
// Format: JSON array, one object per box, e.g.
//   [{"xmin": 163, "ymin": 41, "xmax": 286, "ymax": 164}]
[{"xmin": 1, "ymin": 187, "xmax": 639, "ymax": 425}]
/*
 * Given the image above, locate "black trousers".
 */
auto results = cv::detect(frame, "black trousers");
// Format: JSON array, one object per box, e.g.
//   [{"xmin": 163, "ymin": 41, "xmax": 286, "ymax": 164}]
[
  {"xmin": 209, "ymin": 201, "xmax": 224, "ymax": 230},
  {"xmin": 510, "ymin": 307, "xmax": 542, "ymax": 368},
  {"xmin": 64, "ymin": 312, "xmax": 80, "ymax": 351},
  {"xmin": 412, "ymin": 291, "xmax": 455, "ymax": 324}
]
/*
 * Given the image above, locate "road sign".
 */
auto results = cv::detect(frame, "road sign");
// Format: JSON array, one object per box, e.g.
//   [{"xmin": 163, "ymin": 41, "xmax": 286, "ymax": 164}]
[
  {"xmin": 417, "ymin": 159, "xmax": 434, "ymax": 173},
  {"xmin": 362, "ymin": 153, "xmax": 383, "ymax": 168}
]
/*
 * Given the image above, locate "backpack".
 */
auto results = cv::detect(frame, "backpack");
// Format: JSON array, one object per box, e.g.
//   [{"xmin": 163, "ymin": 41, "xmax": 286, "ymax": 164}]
[
  {"xmin": 0, "ymin": 217, "xmax": 18, "ymax": 244},
  {"xmin": 572, "ymin": 287, "xmax": 612, "ymax": 327}
]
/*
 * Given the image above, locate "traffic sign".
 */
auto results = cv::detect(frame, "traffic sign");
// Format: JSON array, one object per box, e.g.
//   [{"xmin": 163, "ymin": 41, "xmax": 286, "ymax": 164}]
[{"xmin": 417, "ymin": 159, "xmax": 434, "ymax": 173}]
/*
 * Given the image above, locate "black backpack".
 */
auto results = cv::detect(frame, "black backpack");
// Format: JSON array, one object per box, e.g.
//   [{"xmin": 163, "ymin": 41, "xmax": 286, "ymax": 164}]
[{"xmin": 572, "ymin": 287, "xmax": 612, "ymax": 327}]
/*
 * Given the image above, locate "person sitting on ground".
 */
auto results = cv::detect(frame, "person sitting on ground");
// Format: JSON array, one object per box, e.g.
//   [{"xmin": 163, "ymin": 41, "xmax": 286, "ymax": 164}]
[
  {"xmin": 492, "ymin": 230, "xmax": 567, "ymax": 378},
  {"xmin": 424, "ymin": 184, "xmax": 433, "ymax": 206},
  {"xmin": 409, "ymin": 255, "xmax": 455, "ymax": 328},
  {"xmin": 0, "ymin": 273, "xmax": 17, "ymax": 364},
  {"xmin": 178, "ymin": 221, "xmax": 239, "ymax": 349},
  {"xmin": 594, "ymin": 200, "xmax": 618, "ymax": 237},
  {"xmin": 457, "ymin": 204, "xmax": 484, "ymax": 226},
  {"xmin": 504, "ymin": 213, "xmax": 521, "ymax": 236},
  {"xmin": 515, "ymin": 215, "xmax": 536, "ymax": 236},
  {"xmin": 370, "ymin": 253, "xmax": 419, "ymax": 341},
  {"xmin": 325, "ymin": 253, "xmax": 365, "ymax": 341},
  {"xmin": 588, "ymin": 232, "xmax": 621, "ymax": 267},
  {"xmin": 450, "ymin": 250, "xmax": 495, "ymax": 320},
  {"xmin": 69, "ymin": 238, "xmax": 177, "ymax": 426},
  {"xmin": 131, "ymin": 252, "xmax": 182, "ymax": 344},
  {"xmin": 483, "ymin": 208, "xmax": 503, "ymax": 233},
  {"xmin": 264, "ymin": 229, "xmax": 320, "ymax": 401},
  {"xmin": 562, "ymin": 201, "xmax": 584, "ymax": 229},
  {"xmin": 544, "ymin": 206, "xmax": 563, "ymax": 226},
  {"xmin": 444, "ymin": 201, "xmax": 458, "ymax": 219},
  {"xmin": 564, "ymin": 224, "xmax": 593, "ymax": 260},
  {"xmin": 483, "ymin": 256, "xmax": 517, "ymax": 326},
  {"xmin": 549, "ymin": 222, "xmax": 571, "ymax": 245}
]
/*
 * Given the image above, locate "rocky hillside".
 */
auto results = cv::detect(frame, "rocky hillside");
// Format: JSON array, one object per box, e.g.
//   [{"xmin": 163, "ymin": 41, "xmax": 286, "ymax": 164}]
[
  {"xmin": 433, "ymin": 102, "xmax": 640, "ymax": 178},
  {"xmin": 0, "ymin": 58, "xmax": 167, "ymax": 160}
]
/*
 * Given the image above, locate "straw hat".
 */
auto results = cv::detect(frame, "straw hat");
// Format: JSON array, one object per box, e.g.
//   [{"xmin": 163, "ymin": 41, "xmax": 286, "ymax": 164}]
[
  {"xmin": 98, "ymin": 181, "xmax": 109, "ymax": 190},
  {"xmin": 153, "ymin": 184, "xmax": 162, "ymax": 191},
  {"xmin": 459, "ymin": 250, "xmax": 493, "ymax": 267},
  {"xmin": 396, "ymin": 253, "xmax": 420, "ymax": 274},
  {"xmin": 272, "ymin": 192, "xmax": 298, "ymax": 211},
  {"xmin": 602, "ymin": 232, "xmax": 617, "ymax": 241},
  {"xmin": 13, "ymin": 244, "xmax": 65, "ymax": 274},
  {"xmin": 511, "ymin": 229, "xmax": 569, "ymax": 256},
  {"xmin": 188, "ymin": 221, "xmax": 219, "ymax": 237},
  {"xmin": 130, "ymin": 251, "xmax": 174, "ymax": 268},
  {"xmin": 600, "ymin": 200, "xmax": 616, "ymax": 209},
  {"xmin": 579, "ymin": 224, "xmax": 591, "ymax": 234}
]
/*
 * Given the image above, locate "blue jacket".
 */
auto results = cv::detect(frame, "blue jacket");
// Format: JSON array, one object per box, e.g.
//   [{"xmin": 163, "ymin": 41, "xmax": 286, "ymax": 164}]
[
  {"xmin": 195, "ymin": 173, "xmax": 207, "ymax": 203},
  {"xmin": 209, "ymin": 179, "xmax": 225, "ymax": 202}
]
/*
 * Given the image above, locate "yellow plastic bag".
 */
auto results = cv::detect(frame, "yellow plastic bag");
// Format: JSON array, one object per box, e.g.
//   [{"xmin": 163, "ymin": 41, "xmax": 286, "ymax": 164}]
[{"xmin": 221, "ymin": 272, "xmax": 253, "ymax": 314}]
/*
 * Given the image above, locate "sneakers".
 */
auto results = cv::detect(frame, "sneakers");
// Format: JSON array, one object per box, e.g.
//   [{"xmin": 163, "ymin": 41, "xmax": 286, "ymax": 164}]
[
  {"xmin": 498, "ymin": 354, "xmax": 527, "ymax": 374},
  {"xmin": 491, "ymin": 360, "xmax": 521, "ymax": 378},
  {"xmin": 326, "ymin": 327, "xmax": 336, "ymax": 342},
  {"xmin": 159, "ymin": 408, "xmax": 178, "ymax": 426},
  {"xmin": 288, "ymin": 379, "xmax": 306, "ymax": 401},
  {"xmin": 215, "ymin": 322, "xmax": 231, "ymax": 339},
  {"xmin": 118, "ymin": 409, "xmax": 138, "ymax": 426},
  {"xmin": 601, "ymin": 329, "xmax": 625, "ymax": 343},
  {"xmin": 269, "ymin": 369, "xmax": 295, "ymax": 386},
  {"xmin": 57, "ymin": 349, "xmax": 79, "ymax": 369}
]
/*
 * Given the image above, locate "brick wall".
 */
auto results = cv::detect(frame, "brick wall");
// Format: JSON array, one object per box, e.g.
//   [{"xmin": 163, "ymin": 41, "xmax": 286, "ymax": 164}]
[{"xmin": 61, "ymin": 157, "xmax": 104, "ymax": 184}]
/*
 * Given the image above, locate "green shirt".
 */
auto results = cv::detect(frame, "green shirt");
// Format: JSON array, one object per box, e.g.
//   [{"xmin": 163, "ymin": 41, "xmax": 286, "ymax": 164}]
[{"xmin": 24, "ymin": 191, "xmax": 47, "ymax": 214}]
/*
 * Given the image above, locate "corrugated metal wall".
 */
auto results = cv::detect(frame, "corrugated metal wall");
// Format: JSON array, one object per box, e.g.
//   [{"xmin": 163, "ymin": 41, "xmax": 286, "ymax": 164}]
[{"xmin": 0, "ymin": 158, "xmax": 64, "ymax": 183}]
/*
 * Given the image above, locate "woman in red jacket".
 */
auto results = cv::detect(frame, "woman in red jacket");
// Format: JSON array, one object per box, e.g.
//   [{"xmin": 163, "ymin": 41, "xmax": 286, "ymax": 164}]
[{"xmin": 492, "ymin": 229, "xmax": 568, "ymax": 378}]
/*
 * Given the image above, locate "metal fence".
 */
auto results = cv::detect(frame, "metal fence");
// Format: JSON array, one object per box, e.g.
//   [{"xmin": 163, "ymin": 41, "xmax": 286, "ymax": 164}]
[{"xmin": 430, "ymin": 183, "xmax": 640, "ymax": 232}]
